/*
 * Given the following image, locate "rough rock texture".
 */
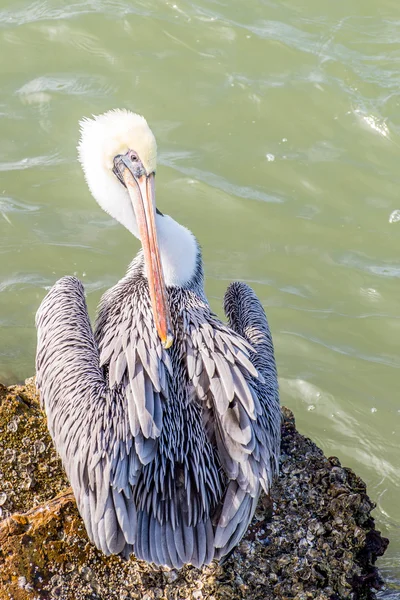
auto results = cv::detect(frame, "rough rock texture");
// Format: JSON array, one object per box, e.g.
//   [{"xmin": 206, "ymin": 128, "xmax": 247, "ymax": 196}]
[{"xmin": 0, "ymin": 379, "xmax": 388, "ymax": 600}]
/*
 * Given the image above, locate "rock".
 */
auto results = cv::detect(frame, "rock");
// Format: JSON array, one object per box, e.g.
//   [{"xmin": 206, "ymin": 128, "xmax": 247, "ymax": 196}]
[{"xmin": 0, "ymin": 379, "xmax": 388, "ymax": 600}]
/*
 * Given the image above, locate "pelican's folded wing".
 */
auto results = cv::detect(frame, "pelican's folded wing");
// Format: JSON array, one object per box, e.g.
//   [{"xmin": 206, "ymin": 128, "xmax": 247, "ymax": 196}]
[
  {"xmin": 36, "ymin": 276, "xmax": 139, "ymax": 556},
  {"xmin": 183, "ymin": 284, "xmax": 281, "ymax": 559}
]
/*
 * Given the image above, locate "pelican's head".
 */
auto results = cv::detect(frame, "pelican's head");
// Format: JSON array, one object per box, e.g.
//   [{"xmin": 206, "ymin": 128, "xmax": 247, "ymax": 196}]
[
  {"xmin": 78, "ymin": 109, "xmax": 157, "ymax": 236},
  {"xmin": 78, "ymin": 109, "xmax": 173, "ymax": 349}
]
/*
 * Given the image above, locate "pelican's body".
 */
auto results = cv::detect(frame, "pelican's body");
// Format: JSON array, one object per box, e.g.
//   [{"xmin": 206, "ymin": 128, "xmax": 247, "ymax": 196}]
[{"xmin": 36, "ymin": 110, "xmax": 280, "ymax": 568}]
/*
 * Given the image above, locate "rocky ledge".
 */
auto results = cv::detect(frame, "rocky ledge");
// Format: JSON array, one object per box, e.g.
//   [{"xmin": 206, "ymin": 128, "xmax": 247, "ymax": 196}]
[{"xmin": 0, "ymin": 379, "xmax": 388, "ymax": 600}]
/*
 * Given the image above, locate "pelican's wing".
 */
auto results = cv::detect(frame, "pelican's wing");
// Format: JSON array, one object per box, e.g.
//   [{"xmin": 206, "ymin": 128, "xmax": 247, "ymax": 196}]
[
  {"xmin": 36, "ymin": 276, "xmax": 138, "ymax": 556},
  {"xmin": 94, "ymin": 281, "xmax": 171, "ymax": 465},
  {"xmin": 219, "ymin": 281, "xmax": 280, "ymax": 557},
  {"xmin": 184, "ymin": 283, "xmax": 280, "ymax": 558}
]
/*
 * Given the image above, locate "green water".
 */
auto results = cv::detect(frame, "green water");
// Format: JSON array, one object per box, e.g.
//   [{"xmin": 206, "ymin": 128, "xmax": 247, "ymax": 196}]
[{"xmin": 0, "ymin": 0, "xmax": 399, "ymax": 592}]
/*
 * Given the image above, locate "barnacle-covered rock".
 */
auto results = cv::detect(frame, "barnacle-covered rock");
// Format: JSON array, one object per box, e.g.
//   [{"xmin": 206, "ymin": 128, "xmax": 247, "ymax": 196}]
[{"xmin": 0, "ymin": 379, "xmax": 388, "ymax": 599}]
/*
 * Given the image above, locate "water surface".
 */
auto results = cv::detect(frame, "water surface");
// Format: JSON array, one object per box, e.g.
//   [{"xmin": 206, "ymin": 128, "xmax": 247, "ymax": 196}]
[{"xmin": 0, "ymin": 0, "xmax": 399, "ymax": 592}]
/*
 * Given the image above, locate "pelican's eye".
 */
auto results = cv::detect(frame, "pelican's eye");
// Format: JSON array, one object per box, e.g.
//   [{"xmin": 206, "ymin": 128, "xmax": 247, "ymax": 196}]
[{"xmin": 128, "ymin": 150, "xmax": 139, "ymax": 162}]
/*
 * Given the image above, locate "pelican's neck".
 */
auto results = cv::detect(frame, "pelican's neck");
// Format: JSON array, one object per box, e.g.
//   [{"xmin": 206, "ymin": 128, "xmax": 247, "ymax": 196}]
[{"xmin": 153, "ymin": 214, "xmax": 202, "ymax": 289}]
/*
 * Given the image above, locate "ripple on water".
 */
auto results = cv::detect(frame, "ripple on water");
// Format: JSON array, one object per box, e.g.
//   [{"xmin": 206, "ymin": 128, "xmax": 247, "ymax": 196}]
[
  {"xmin": 37, "ymin": 22, "xmax": 115, "ymax": 63},
  {"xmin": 16, "ymin": 74, "xmax": 115, "ymax": 101},
  {"xmin": 359, "ymin": 287, "xmax": 382, "ymax": 303},
  {"xmin": 282, "ymin": 328, "xmax": 400, "ymax": 369},
  {"xmin": 0, "ymin": 0, "xmax": 151, "ymax": 27},
  {"xmin": 159, "ymin": 154, "xmax": 284, "ymax": 204},
  {"xmin": 339, "ymin": 252, "xmax": 400, "ymax": 280},
  {"xmin": 0, "ymin": 154, "xmax": 63, "ymax": 172},
  {"xmin": 354, "ymin": 109, "xmax": 390, "ymax": 138},
  {"xmin": 0, "ymin": 273, "xmax": 51, "ymax": 293},
  {"xmin": 0, "ymin": 196, "xmax": 40, "ymax": 213},
  {"xmin": 0, "ymin": 197, "xmax": 41, "ymax": 226}
]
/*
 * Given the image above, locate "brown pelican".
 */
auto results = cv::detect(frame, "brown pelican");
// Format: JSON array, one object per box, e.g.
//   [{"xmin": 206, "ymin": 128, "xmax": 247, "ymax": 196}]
[{"xmin": 35, "ymin": 109, "xmax": 280, "ymax": 569}]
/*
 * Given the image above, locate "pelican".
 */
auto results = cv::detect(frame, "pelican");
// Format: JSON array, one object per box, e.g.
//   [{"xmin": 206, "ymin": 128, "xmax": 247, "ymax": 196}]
[{"xmin": 35, "ymin": 109, "xmax": 281, "ymax": 569}]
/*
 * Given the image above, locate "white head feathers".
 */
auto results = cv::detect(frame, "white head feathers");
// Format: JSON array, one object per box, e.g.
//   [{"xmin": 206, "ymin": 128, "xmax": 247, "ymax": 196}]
[
  {"xmin": 77, "ymin": 109, "xmax": 157, "ymax": 236},
  {"xmin": 78, "ymin": 109, "xmax": 157, "ymax": 173}
]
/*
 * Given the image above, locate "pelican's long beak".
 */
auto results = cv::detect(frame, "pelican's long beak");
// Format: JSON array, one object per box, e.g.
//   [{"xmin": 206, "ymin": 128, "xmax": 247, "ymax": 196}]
[{"xmin": 116, "ymin": 156, "xmax": 174, "ymax": 349}]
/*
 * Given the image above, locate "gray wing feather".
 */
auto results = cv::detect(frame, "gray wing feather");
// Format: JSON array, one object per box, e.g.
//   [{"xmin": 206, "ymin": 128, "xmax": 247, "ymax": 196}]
[
  {"xmin": 218, "ymin": 482, "xmax": 246, "ymax": 528},
  {"xmin": 112, "ymin": 488, "xmax": 136, "ymax": 544},
  {"xmin": 104, "ymin": 495, "xmax": 124, "ymax": 554},
  {"xmin": 81, "ymin": 493, "xmax": 94, "ymax": 542},
  {"xmin": 166, "ymin": 521, "xmax": 184, "ymax": 569},
  {"xmin": 175, "ymin": 526, "xmax": 187, "ymax": 564},
  {"xmin": 186, "ymin": 343, "xmax": 196, "ymax": 379},
  {"xmin": 230, "ymin": 364, "xmax": 256, "ymax": 417},
  {"xmin": 130, "ymin": 363, "xmax": 147, "ymax": 434},
  {"xmin": 97, "ymin": 512, "xmax": 108, "ymax": 555},
  {"xmin": 209, "ymin": 374, "xmax": 229, "ymax": 414},
  {"xmin": 182, "ymin": 523, "xmax": 195, "ymax": 561},
  {"xmin": 192, "ymin": 521, "xmax": 207, "ymax": 568},
  {"xmin": 134, "ymin": 433, "xmax": 157, "ymax": 464},
  {"xmin": 138, "ymin": 510, "xmax": 150, "ymax": 562},
  {"xmin": 90, "ymin": 491, "xmax": 102, "ymax": 550},
  {"xmin": 213, "ymin": 353, "xmax": 235, "ymax": 402},
  {"xmin": 94, "ymin": 458, "xmax": 111, "ymax": 521},
  {"xmin": 148, "ymin": 517, "xmax": 162, "ymax": 567},
  {"xmin": 160, "ymin": 521, "xmax": 171, "ymax": 565},
  {"xmin": 110, "ymin": 352, "xmax": 127, "ymax": 388},
  {"xmin": 220, "ymin": 403, "xmax": 252, "ymax": 445}
]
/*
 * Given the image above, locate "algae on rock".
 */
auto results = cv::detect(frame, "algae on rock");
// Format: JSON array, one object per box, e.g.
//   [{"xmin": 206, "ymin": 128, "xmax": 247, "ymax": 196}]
[{"xmin": 0, "ymin": 380, "xmax": 388, "ymax": 600}]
